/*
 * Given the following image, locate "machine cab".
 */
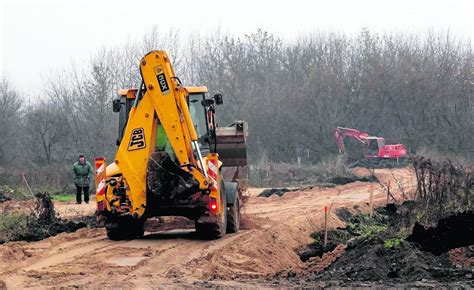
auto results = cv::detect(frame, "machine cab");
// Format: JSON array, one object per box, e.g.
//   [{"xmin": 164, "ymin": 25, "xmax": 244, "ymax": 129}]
[
  {"xmin": 113, "ymin": 89, "xmax": 138, "ymax": 145},
  {"xmin": 112, "ymin": 86, "xmax": 246, "ymax": 167},
  {"xmin": 186, "ymin": 87, "xmax": 213, "ymax": 153},
  {"xmin": 113, "ymin": 87, "xmax": 215, "ymax": 151},
  {"xmin": 365, "ymin": 137, "xmax": 385, "ymax": 157}
]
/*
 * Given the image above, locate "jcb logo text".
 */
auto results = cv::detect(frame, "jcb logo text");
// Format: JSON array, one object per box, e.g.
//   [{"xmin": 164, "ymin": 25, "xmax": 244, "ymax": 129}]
[{"xmin": 128, "ymin": 128, "xmax": 146, "ymax": 151}]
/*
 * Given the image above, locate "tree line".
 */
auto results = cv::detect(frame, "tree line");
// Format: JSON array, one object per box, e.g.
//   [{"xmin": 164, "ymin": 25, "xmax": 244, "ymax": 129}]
[{"xmin": 0, "ymin": 28, "xmax": 472, "ymax": 188}]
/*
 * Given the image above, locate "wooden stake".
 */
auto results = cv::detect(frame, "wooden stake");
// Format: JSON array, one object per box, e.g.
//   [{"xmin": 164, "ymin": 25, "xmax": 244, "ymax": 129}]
[
  {"xmin": 323, "ymin": 206, "xmax": 328, "ymax": 247},
  {"xmin": 369, "ymin": 190, "xmax": 374, "ymax": 218},
  {"xmin": 386, "ymin": 181, "xmax": 391, "ymax": 204},
  {"xmin": 21, "ymin": 172, "xmax": 34, "ymax": 198}
]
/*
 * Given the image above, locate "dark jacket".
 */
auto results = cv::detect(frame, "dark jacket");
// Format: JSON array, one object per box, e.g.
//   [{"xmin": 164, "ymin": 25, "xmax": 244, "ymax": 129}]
[{"xmin": 73, "ymin": 161, "xmax": 93, "ymax": 187}]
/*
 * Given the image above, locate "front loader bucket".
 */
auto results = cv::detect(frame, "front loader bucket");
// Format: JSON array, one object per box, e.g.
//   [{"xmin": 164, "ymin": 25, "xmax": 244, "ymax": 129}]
[{"xmin": 216, "ymin": 121, "xmax": 248, "ymax": 167}]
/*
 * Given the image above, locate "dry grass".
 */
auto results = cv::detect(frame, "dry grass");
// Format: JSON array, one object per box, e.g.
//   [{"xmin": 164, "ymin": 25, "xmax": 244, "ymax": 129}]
[
  {"xmin": 415, "ymin": 147, "xmax": 472, "ymax": 167},
  {"xmin": 249, "ymin": 154, "xmax": 351, "ymax": 187},
  {"xmin": 0, "ymin": 211, "xmax": 30, "ymax": 242}
]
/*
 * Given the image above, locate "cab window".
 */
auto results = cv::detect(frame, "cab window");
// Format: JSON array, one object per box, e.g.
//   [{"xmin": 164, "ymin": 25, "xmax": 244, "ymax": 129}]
[{"xmin": 188, "ymin": 93, "xmax": 209, "ymax": 149}]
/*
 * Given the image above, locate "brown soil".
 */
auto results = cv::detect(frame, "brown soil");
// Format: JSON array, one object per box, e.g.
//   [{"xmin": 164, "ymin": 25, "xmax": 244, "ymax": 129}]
[
  {"xmin": 299, "ymin": 206, "xmax": 473, "ymax": 287},
  {"xmin": 305, "ymin": 244, "xmax": 346, "ymax": 273},
  {"xmin": 449, "ymin": 246, "xmax": 474, "ymax": 268},
  {"xmin": 0, "ymin": 168, "xmax": 417, "ymax": 288}
]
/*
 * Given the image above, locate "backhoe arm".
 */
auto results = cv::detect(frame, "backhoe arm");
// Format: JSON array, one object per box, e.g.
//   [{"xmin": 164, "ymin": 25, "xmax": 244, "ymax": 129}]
[
  {"xmin": 115, "ymin": 51, "xmax": 210, "ymax": 218},
  {"xmin": 335, "ymin": 126, "xmax": 370, "ymax": 153}
]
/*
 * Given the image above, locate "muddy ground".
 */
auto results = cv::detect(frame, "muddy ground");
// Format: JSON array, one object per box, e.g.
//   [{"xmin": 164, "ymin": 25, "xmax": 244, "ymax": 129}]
[
  {"xmin": 0, "ymin": 192, "xmax": 96, "ymax": 244},
  {"xmin": 295, "ymin": 204, "xmax": 473, "ymax": 288},
  {"xmin": 1, "ymin": 167, "xmax": 454, "ymax": 288}
]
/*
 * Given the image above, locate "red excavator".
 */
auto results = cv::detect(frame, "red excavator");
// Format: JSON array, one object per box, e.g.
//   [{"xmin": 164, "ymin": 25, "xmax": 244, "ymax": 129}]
[{"xmin": 334, "ymin": 127, "xmax": 408, "ymax": 167}]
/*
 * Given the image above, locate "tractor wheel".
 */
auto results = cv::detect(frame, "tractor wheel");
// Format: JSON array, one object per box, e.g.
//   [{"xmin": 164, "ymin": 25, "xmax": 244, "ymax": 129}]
[
  {"xmin": 195, "ymin": 181, "xmax": 227, "ymax": 240},
  {"xmin": 226, "ymin": 196, "xmax": 240, "ymax": 234},
  {"xmin": 106, "ymin": 215, "xmax": 145, "ymax": 240}
]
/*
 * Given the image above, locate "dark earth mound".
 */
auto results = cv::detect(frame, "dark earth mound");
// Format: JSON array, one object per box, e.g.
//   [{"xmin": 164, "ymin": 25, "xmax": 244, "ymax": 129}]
[
  {"xmin": 298, "ymin": 202, "xmax": 474, "ymax": 287},
  {"xmin": 259, "ymin": 174, "xmax": 378, "ymax": 198},
  {"xmin": 298, "ymin": 228, "xmax": 352, "ymax": 262},
  {"xmin": 0, "ymin": 192, "xmax": 97, "ymax": 244},
  {"xmin": 298, "ymin": 206, "xmax": 389, "ymax": 262},
  {"xmin": 258, "ymin": 188, "xmax": 295, "ymax": 197},
  {"xmin": 327, "ymin": 175, "xmax": 378, "ymax": 185},
  {"xmin": 315, "ymin": 237, "xmax": 473, "ymax": 287},
  {"xmin": 407, "ymin": 210, "xmax": 474, "ymax": 255},
  {"xmin": 334, "ymin": 207, "xmax": 353, "ymax": 222},
  {"xmin": 25, "ymin": 192, "xmax": 97, "ymax": 242}
]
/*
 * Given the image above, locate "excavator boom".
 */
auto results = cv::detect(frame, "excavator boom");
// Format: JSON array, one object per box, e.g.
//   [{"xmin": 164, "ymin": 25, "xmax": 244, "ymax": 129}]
[
  {"xmin": 334, "ymin": 126, "xmax": 370, "ymax": 153},
  {"xmin": 115, "ymin": 51, "xmax": 209, "ymax": 218},
  {"xmin": 334, "ymin": 126, "xmax": 408, "ymax": 167}
]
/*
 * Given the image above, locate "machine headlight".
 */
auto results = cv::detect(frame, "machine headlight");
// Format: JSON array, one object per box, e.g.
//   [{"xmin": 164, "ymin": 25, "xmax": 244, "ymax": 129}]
[{"xmin": 109, "ymin": 179, "xmax": 117, "ymax": 186}]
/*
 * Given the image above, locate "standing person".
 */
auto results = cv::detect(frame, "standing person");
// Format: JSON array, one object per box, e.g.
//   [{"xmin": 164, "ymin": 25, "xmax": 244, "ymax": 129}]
[{"xmin": 73, "ymin": 154, "xmax": 93, "ymax": 204}]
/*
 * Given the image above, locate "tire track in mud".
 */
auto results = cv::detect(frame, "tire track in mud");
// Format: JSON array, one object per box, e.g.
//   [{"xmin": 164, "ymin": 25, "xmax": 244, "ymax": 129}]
[
  {"xmin": 24, "ymin": 237, "xmax": 116, "ymax": 271},
  {"xmin": 0, "ymin": 168, "xmax": 416, "ymax": 288}
]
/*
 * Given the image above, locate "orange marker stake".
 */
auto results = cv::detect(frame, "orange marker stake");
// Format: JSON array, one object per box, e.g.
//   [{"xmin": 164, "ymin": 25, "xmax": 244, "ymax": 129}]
[{"xmin": 324, "ymin": 206, "xmax": 328, "ymax": 247}]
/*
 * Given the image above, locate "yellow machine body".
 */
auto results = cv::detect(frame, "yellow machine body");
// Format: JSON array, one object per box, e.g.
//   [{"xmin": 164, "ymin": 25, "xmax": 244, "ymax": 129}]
[{"xmin": 95, "ymin": 51, "xmax": 247, "ymax": 240}]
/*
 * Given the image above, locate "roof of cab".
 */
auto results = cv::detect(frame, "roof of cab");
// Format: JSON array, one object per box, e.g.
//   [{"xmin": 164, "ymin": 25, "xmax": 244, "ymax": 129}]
[
  {"xmin": 118, "ymin": 88, "xmax": 138, "ymax": 98},
  {"xmin": 118, "ymin": 86, "xmax": 208, "ymax": 99},
  {"xmin": 185, "ymin": 86, "xmax": 208, "ymax": 93}
]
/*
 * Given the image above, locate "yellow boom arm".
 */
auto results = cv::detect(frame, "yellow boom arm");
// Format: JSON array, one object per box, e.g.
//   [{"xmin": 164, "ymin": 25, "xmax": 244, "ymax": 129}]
[{"xmin": 115, "ymin": 51, "xmax": 209, "ymax": 217}]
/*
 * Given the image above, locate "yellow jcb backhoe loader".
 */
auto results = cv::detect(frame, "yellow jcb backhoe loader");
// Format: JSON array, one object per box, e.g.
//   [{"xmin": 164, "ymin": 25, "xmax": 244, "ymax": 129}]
[{"xmin": 94, "ymin": 50, "xmax": 247, "ymax": 240}]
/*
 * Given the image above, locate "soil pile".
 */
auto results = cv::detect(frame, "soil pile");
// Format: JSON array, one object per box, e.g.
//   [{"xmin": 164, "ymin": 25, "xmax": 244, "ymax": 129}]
[
  {"xmin": 299, "ymin": 201, "xmax": 474, "ymax": 287},
  {"xmin": 22, "ymin": 192, "xmax": 97, "ymax": 242},
  {"xmin": 298, "ymin": 206, "xmax": 389, "ymax": 263},
  {"xmin": 258, "ymin": 188, "xmax": 295, "ymax": 197},
  {"xmin": 0, "ymin": 192, "xmax": 97, "ymax": 244},
  {"xmin": 407, "ymin": 211, "xmax": 474, "ymax": 255},
  {"xmin": 259, "ymin": 174, "xmax": 378, "ymax": 198},
  {"xmin": 315, "ymin": 236, "xmax": 472, "ymax": 287},
  {"xmin": 298, "ymin": 229, "xmax": 352, "ymax": 262},
  {"xmin": 327, "ymin": 175, "xmax": 377, "ymax": 185}
]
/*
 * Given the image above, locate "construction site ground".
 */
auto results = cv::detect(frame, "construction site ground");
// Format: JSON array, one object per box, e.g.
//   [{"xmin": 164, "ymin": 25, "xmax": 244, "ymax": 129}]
[{"xmin": 1, "ymin": 167, "xmax": 459, "ymax": 288}]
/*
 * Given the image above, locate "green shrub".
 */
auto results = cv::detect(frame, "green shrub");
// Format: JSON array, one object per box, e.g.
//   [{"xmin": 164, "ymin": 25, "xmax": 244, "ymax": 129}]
[
  {"xmin": 360, "ymin": 224, "xmax": 387, "ymax": 238},
  {"xmin": 384, "ymin": 238, "xmax": 402, "ymax": 249},
  {"xmin": 0, "ymin": 212, "xmax": 30, "ymax": 242}
]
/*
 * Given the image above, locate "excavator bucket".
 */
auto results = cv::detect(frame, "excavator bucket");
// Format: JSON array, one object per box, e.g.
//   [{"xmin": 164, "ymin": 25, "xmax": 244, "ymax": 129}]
[{"xmin": 216, "ymin": 121, "xmax": 248, "ymax": 167}]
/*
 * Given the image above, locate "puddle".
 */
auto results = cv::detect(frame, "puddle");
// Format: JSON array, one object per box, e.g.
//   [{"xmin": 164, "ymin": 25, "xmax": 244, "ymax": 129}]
[{"xmin": 106, "ymin": 256, "xmax": 147, "ymax": 267}]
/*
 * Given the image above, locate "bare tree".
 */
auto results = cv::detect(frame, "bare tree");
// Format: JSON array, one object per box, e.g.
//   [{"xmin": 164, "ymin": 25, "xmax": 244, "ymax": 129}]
[
  {"xmin": 4, "ymin": 27, "xmax": 472, "ymax": 189},
  {"xmin": 24, "ymin": 100, "xmax": 68, "ymax": 164},
  {"xmin": 0, "ymin": 78, "xmax": 22, "ymax": 165}
]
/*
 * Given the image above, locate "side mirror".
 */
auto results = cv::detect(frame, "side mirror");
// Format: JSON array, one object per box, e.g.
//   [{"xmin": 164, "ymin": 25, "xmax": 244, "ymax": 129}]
[
  {"xmin": 112, "ymin": 99, "xmax": 121, "ymax": 112},
  {"xmin": 201, "ymin": 99, "xmax": 215, "ymax": 107},
  {"xmin": 213, "ymin": 94, "xmax": 223, "ymax": 105}
]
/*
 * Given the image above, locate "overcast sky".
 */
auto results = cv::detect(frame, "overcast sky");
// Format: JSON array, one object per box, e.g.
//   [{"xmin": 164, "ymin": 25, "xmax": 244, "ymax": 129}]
[{"xmin": 1, "ymin": 0, "xmax": 472, "ymax": 94}]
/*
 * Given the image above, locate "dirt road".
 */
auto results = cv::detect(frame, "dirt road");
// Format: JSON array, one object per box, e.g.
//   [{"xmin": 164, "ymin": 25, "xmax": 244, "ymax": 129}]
[{"xmin": 0, "ymin": 168, "xmax": 416, "ymax": 288}]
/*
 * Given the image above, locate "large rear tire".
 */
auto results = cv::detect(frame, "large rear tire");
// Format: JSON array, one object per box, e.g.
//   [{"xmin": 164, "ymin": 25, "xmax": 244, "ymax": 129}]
[
  {"xmin": 195, "ymin": 181, "xmax": 227, "ymax": 240},
  {"xmin": 226, "ymin": 197, "xmax": 240, "ymax": 234},
  {"xmin": 106, "ymin": 215, "xmax": 145, "ymax": 240}
]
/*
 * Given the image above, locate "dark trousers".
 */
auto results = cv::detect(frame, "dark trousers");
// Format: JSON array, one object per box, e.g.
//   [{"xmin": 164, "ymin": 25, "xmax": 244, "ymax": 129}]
[{"xmin": 76, "ymin": 186, "xmax": 90, "ymax": 203}]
